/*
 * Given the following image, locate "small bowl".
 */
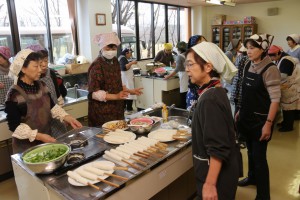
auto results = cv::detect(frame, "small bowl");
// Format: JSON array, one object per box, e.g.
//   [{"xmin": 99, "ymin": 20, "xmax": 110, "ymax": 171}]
[
  {"xmin": 129, "ymin": 118, "xmax": 154, "ymax": 134},
  {"xmin": 22, "ymin": 143, "xmax": 70, "ymax": 174}
]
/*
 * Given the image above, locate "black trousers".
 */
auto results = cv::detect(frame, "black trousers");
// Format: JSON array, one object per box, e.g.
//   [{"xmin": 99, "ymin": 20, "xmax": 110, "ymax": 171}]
[
  {"xmin": 124, "ymin": 100, "xmax": 133, "ymax": 111},
  {"xmin": 282, "ymin": 110, "xmax": 295, "ymax": 129},
  {"xmin": 246, "ymin": 139, "xmax": 270, "ymax": 200}
]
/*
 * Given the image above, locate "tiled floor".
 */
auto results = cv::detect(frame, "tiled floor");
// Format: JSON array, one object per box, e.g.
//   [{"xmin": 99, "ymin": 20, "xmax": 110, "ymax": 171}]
[{"xmin": 1, "ymin": 117, "xmax": 299, "ymax": 200}]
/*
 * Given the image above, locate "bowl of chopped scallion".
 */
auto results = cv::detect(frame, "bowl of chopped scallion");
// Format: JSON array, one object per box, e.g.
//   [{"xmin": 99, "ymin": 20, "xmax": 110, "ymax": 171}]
[{"xmin": 22, "ymin": 143, "xmax": 70, "ymax": 174}]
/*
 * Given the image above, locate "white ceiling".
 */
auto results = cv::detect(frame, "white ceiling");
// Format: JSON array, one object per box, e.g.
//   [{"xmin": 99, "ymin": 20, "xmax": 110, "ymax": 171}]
[{"xmin": 139, "ymin": 0, "xmax": 279, "ymax": 7}]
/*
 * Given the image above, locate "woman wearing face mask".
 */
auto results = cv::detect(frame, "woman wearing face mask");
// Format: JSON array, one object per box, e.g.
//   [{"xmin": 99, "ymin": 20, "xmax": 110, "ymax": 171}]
[{"xmin": 88, "ymin": 32, "xmax": 143, "ymax": 127}]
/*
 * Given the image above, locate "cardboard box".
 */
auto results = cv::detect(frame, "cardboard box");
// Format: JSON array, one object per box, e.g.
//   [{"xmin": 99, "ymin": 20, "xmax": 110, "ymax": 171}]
[
  {"xmin": 65, "ymin": 63, "xmax": 90, "ymax": 74},
  {"xmin": 212, "ymin": 15, "xmax": 226, "ymax": 25}
]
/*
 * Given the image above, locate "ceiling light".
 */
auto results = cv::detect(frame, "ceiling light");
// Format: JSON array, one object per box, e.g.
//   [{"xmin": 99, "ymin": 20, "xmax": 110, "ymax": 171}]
[
  {"xmin": 206, "ymin": 0, "xmax": 222, "ymax": 5},
  {"xmin": 220, "ymin": 1, "xmax": 236, "ymax": 6}
]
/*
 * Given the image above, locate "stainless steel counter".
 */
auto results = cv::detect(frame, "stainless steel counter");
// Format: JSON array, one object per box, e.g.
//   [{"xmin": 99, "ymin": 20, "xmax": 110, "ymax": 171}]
[
  {"xmin": 12, "ymin": 136, "xmax": 192, "ymax": 200},
  {"xmin": 11, "ymin": 107, "xmax": 194, "ymax": 200}
]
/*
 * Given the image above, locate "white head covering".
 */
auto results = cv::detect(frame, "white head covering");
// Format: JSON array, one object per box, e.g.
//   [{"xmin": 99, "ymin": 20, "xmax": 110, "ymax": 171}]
[
  {"xmin": 287, "ymin": 34, "xmax": 300, "ymax": 44},
  {"xmin": 191, "ymin": 42, "xmax": 237, "ymax": 82},
  {"xmin": 9, "ymin": 49, "xmax": 33, "ymax": 84},
  {"xmin": 93, "ymin": 32, "xmax": 121, "ymax": 50}
]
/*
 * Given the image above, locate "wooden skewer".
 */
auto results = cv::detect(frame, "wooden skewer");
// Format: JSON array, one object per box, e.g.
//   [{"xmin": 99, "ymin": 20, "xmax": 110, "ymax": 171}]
[
  {"xmin": 122, "ymin": 159, "xmax": 141, "ymax": 170},
  {"xmin": 130, "ymin": 157, "xmax": 148, "ymax": 166},
  {"xmin": 133, "ymin": 153, "xmax": 149, "ymax": 159},
  {"xmin": 97, "ymin": 178, "xmax": 120, "ymax": 188},
  {"xmin": 138, "ymin": 151, "xmax": 150, "ymax": 156},
  {"xmin": 88, "ymin": 182, "xmax": 101, "ymax": 190},
  {"xmin": 104, "ymin": 173, "xmax": 129, "ymax": 181},
  {"xmin": 145, "ymin": 150, "xmax": 163, "ymax": 158}
]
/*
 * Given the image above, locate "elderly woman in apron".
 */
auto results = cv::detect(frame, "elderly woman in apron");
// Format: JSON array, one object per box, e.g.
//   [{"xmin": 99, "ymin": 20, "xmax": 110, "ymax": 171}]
[
  {"xmin": 118, "ymin": 48, "xmax": 138, "ymax": 114},
  {"xmin": 27, "ymin": 44, "xmax": 67, "ymax": 138},
  {"xmin": 5, "ymin": 49, "xmax": 82, "ymax": 153},
  {"xmin": 236, "ymin": 34, "xmax": 281, "ymax": 200},
  {"xmin": 186, "ymin": 42, "xmax": 239, "ymax": 200},
  {"xmin": 88, "ymin": 32, "xmax": 142, "ymax": 127},
  {"xmin": 268, "ymin": 45, "xmax": 299, "ymax": 132},
  {"xmin": 164, "ymin": 41, "xmax": 189, "ymax": 109}
]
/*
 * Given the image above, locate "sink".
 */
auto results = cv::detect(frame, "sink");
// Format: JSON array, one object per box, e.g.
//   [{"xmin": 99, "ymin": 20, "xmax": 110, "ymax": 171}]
[{"xmin": 66, "ymin": 88, "xmax": 89, "ymax": 99}]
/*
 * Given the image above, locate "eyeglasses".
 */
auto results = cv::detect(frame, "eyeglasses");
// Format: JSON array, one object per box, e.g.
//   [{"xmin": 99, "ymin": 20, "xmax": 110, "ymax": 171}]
[{"xmin": 184, "ymin": 62, "xmax": 197, "ymax": 69}]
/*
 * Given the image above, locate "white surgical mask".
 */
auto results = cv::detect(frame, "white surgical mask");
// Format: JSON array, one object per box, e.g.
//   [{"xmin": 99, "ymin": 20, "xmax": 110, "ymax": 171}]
[{"xmin": 102, "ymin": 50, "xmax": 117, "ymax": 59}]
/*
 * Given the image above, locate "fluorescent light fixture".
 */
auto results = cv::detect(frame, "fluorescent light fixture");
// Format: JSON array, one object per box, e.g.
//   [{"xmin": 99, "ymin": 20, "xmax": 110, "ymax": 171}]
[
  {"xmin": 220, "ymin": 1, "xmax": 236, "ymax": 6},
  {"xmin": 206, "ymin": 0, "xmax": 222, "ymax": 5}
]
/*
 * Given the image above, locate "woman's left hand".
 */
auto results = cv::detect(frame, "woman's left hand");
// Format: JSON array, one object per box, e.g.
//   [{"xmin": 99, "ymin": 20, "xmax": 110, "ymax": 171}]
[
  {"xmin": 260, "ymin": 123, "xmax": 272, "ymax": 141},
  {"xmin": 202, "ymin": 182, "xmax": 218, "ymax": 200},
  {"xmin": 64, "ymin": 115, "xmax": 83, "ymax": 129}
]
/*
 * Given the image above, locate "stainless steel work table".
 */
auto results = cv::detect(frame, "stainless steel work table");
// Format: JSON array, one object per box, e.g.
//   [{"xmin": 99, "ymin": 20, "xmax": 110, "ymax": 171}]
[{"xmin": 12, "ymin": 132, "xmax": 193, "ymax": 200}]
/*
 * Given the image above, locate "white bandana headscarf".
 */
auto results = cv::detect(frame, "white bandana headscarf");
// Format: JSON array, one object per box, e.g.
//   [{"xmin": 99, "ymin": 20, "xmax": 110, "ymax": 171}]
[
  {"xmin": 9, "ymin": 49, "xmax": 33, "ymax": 84},
  {"xmin": 93, "ymin": 32, "xmax": 121, "ymax": 50},
  {"xmin": 287, "ymin": 34, "xmax": 300, "ymax": 44},
  {"xmin": 192, "ymin": 42, "xmax": 237, "ymax": 82}
]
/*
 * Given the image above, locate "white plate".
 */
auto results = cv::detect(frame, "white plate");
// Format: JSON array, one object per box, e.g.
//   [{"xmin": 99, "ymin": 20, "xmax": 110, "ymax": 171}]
[
  {"xmin": 68, "ymin": 160, "xmax": 115, "ymax": 186},
  {"xmin": 102, "ymin": 120, "xmax": 128, "ymax": 131},
  {"xmin": 148, "ymin": 129, "xmax": 177, "ymax": 142},
  {"xmin": 103, "ymin": 131, "xmax": 136, "ymax": 144}
]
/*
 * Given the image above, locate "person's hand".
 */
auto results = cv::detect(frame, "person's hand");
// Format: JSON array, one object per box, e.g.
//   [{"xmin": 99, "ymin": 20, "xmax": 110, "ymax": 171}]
[
  {"xmin": 118, "ymin": 90, "xmax": 129, "ymax": 99},
  {"xmin": 0, "ymin": 82, "xmax": 4, "ymax": 89},
  {"xmin": 36, "ymin": 133, "xmax": 56, "ymax": 143},
  {"xmin": 63, "ymin": 115, "xmax": 83, "ymax": 129},
  {"xmin": 260, "ymin": 122, "xmax": 272, "ymax": 141},
  {"xmin": 131, "ymin": 88, "xmax": 143, "ymax": 96},
  {"xmin": 202, "ymin": 182, "xmax": 218, "ymax": 200},
  {"xmin": 163, "ymin": 75, "xmax": 169, "ymax": 80},
  {"xmin": 131, "ymin": 60, "xmax": 138, "ymax": 65}
]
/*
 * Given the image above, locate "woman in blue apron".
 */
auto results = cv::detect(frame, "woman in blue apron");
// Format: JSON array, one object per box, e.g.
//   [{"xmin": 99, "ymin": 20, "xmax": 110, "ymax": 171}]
[
  {"xmin": 236, "ymin": 34, "xmax": 281, "ymax": 200},
  {"xmin": 5, "ymin": 49, "xmax": 82, "ymax": 153}
]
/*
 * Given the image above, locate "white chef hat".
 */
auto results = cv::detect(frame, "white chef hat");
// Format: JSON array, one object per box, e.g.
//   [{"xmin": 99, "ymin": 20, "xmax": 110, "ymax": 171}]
[
  {"xmin": 9, "ymin": 49, "xmax": 33, "ymax": 84},
  {"xmin": 191, "ymin": 42, "xmax": 237, "ymax": 82},
  {"xmin": 93, "ymin": 32, "xmax": 121, "ymax": 50}
]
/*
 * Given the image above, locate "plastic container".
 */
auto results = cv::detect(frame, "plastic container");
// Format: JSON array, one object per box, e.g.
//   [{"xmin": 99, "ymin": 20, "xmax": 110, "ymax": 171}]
[{"xmin": 50, "ymin": 65, "xmax": 66, "ymax": 76}]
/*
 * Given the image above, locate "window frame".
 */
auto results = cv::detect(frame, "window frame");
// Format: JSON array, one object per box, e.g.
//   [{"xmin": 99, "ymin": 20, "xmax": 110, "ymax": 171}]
[{"xmin": 113, "ymin": 0, "xmax": 189, "ymax": 61}]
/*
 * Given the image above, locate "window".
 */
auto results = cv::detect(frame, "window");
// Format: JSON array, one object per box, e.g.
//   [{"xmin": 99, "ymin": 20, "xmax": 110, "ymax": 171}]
[
  {"xmin": 0, "ymin": 0, "xmax": 14, "ymax": 55},
  {"xmin": 153, "ymin": 4, "xmax": 166, "ymax": 54},
  {"xmin": 138, "ymin": 2, "xmax": 152, "ymax": 59},
  {"xmin": 48, "ymin": 0, "xmax": 74, "ymax": 63},
  {"xmin": 4, "ymin": 0, "xmax": 77, "ymax": 64},
  {"xmin": 168, "ymin": 6, "xmax": 178, "ymax": 46},
  {"xmin": 111, "ymin": 0, "xmax": 189, "ymax": 60},
  {"xmin": 15, "ymin": 0, "xmax": 49, "ymax": 50},
  {"xmin": 180, "ymin": 8, "xmax": 188, "ymax": 42},
  {"xmin": 111, "ymin": 0, "xmax": 137, "ymax": 59}
]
